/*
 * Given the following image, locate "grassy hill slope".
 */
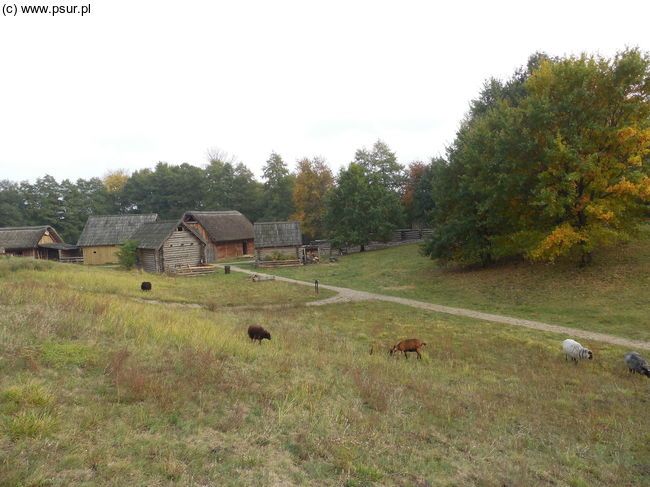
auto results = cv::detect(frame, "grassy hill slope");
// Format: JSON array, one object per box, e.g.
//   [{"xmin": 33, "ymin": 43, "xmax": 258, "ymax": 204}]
[
  {"xmin": 263, "ymin": 227, "xmax": 650, "ymax": 341},
  {"xmin": 0, "ymin": 258, "xmax": 648, "ymax": 486}
]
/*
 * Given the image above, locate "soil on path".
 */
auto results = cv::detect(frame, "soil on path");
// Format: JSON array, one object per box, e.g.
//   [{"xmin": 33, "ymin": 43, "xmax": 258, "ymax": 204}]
[{"xmin": 231, "ymin": 266, "xmax": 650, "ymax": 351}]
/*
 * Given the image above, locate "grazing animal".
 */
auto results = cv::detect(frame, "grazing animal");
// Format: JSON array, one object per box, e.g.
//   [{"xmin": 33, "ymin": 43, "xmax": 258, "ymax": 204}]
[
  {"xmin": 390, "ymin": 339, "xmax": 426, "ymax": 359},
  {"xmin": 140, "ymin": 281, "xmax": 152, "ymax": 292},
  {"xmin": 247, "ymin": 325, "xmax": 271, "ymax": 344},
  {"xmin": 562, "ymin": 339, "xmax": 593, "ymax": 362},
  {"xmin": 624, "ymin": 352, "xmax": 650, "ymax": 377}
]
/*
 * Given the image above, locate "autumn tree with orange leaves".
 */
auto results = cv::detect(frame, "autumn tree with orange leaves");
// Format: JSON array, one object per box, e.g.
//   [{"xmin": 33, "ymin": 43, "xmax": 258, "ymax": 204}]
[
  {"xmin": 291, "ymin": 157, "xmax": 334, "ymax": 240},
  {"xmin": 424, "ymin": 49, "xmax": 650, "ymax": 266}
]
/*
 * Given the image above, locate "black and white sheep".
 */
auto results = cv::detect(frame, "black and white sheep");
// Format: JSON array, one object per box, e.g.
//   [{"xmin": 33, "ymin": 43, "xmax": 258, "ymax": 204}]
[
  {"xmin": 562, "ymin": 339, "xmax": 593, "ymax": 362},
  {"xmin": 624, "ymin": 352, "xmax": 650, "ymax": 377}
]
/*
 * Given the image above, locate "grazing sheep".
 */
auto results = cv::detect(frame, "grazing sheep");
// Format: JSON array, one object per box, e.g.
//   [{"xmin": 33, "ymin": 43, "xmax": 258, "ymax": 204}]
[
  {"xmin": 390, "ymin": 339, "xmax": 426, "ymax": 359},
  {"xmin": 140, "ymin": 281, "xmax": 152, "ymax": 292},
  {"xmin": 247, "ymin": 325, "xmax": 271, "ymax": 344},
  {"xmin": 624, "ymin": 352, "xmax": 650, "ymax": 377},
  {"xmin": 562, "ymin": 339, "xmax": 593, "ymax": 362}
]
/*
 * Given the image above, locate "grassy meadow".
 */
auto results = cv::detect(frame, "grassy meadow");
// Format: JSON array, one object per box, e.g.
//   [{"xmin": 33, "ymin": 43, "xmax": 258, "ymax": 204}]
[
  {"xmin": 0, "ymin": 256, "xmax": 649, "ymax": 486},
  {"xmin": 261, "ymin": 227, "xmax": 650, "ymax": 342}
]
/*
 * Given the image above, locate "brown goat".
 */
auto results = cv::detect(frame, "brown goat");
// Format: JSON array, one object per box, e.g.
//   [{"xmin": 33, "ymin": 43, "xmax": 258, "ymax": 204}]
[
  {"xmin": 247, "ymin": 325, "xmax": 271, "ymax": 344},
  {"xmin": 390, "ymin": 339, "xmax": 426, "ymax": 359}
]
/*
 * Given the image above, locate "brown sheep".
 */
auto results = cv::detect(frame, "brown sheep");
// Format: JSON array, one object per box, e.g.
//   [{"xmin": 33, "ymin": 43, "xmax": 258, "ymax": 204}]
[
  {"xmin": 247, "ymin": 325, "xmax": 271, "ymax": 344},
  {"xmin": 390, "ymin": 339, "xmax": 426, "ymax": 359}
]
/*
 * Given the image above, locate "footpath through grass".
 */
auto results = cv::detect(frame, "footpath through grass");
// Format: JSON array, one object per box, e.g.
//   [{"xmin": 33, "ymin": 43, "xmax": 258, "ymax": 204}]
[
  {"xmin": 262, "ymin": 229, "xmax": 650, "ymax": 342},
  {"xmin": 0, "ymin": 258, "xmax": 648, "ymax": 486}
]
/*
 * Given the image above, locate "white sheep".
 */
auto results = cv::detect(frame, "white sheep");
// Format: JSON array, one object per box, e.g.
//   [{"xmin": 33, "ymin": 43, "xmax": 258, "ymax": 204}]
[{"xmin": 562, "ymin": 339, "xmax": 593, "ymax": 362}]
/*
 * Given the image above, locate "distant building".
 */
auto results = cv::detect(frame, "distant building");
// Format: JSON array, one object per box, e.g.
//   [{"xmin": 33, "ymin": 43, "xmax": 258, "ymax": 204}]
[
  {"xmin": 182, "ymin": 211, "xmax": 254, "ymax": 262},
  {"xmin": 130, "ymin": 219, "xmax": 207, "ymax": 273},
  {"xmin": 77, "ymin": 214, "xmax": 158, "ymax": 265},
  {"xmin": 253, "ymin": 221, "xmax": 302, "ymax": 263},
  {"xmin": 0, "ymin": 225, "xmax": 80, "ymax": 261}
]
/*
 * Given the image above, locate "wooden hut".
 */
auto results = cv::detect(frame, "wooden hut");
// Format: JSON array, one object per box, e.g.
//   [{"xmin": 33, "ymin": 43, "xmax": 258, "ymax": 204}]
[
  {"xmin": 0, "ymin": 225, "xmax": 79, "ymax": 260},
  {"xmin": 77, "ymin": 214, "xmax": 158, "ymax": 265},
  {"xmin": 182, "ymin": 211, "xmax": 254, "ymax": 262},
  {"xmin": 254, "ymin": 222, "xmax": 303, "ymax": 265},
  {"xmin": 130, "ymin": 220, "xmax": 207, "ymax": 273}
]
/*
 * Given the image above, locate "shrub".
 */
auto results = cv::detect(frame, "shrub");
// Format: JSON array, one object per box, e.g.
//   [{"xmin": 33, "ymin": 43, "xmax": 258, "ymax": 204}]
[{"xmin": 117, "ymin": 240, "xmax": 139, "ymax": 270}]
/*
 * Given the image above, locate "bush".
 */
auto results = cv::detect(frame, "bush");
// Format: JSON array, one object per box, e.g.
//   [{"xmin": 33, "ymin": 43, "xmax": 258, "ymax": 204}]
[{"xmin": 117, "ymin": 240, "xmax": 138, "ymax": 270}]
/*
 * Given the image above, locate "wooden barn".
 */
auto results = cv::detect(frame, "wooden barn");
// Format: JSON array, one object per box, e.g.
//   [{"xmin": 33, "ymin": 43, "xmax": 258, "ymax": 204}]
[
  {"xmin": 254, "ymin": 221, "xmax": 303, "ymax": 265},
  {"xmin": 130, "ymin": 220, "xmax": 207, "ymax": 273},
  {"xmin": 0, "ymin": 225, "xmax": 80, "ymax": 260},
  {"xmin": 182, "ymin": 211, "xmax": 254, "ymax": 262},
  {"xmin": 77, "ymin": 214, "xmax": 158, "ymax": 265}
]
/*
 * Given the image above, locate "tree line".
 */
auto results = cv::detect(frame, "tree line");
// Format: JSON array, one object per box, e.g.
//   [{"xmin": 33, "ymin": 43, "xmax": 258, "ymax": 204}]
[
  {"xmin": 0, "ymin": 143, "xmax": 430, "ymax": 245},
  {"xmin": 1, "ymin": 48, "xmax": 647, "ymax": 265}
]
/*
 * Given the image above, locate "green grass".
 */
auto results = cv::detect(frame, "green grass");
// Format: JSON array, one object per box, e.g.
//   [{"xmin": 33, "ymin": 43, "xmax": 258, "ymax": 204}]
[
  {"xmin": 0, "ymin": 257, "xmax": 332, "ymax": 308},
  {"xmin": 261, "ymin": 228, "xmax": 650, "ymax": 341},
  {"xmin": 0, "ymin": 258, "xmax": 648, "ymax": 485}
]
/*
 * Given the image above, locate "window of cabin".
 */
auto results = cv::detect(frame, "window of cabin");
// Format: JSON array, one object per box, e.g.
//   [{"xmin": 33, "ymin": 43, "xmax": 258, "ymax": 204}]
[{"xmin": 177, "ymin": 226, "xmax": 183, "ymax": 231}]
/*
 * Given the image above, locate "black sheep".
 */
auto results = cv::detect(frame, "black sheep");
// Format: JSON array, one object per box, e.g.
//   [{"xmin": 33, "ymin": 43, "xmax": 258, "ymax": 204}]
[
  {"xmin": 247, "ymin": 325, "xmax": 271, "ymax": 344},
  {"xmin": 625, "ymin": 352, "xmax": 650, "ymax": 377},
  {"xmin": 141, "ymin": 281, "xmax": 152, "ymax": 292}
]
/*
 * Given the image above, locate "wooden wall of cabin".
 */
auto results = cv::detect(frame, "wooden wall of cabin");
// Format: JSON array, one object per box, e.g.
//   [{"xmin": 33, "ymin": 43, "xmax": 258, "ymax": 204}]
[
  {"xmin": 161, "ymin": 229, "xmax": 203, "ymax": 272},
  {"xmin": 138, "ymin": 248, "xmax": 159, "ymax": 273},
  {"xmin": 213, "ymin": 239, "xmax": 254, "ymax": 261},
  {"xmin": 82, "ymin": 246, "xmax": 120, "ymax": 265},
  {"xmin": 255, "ymin": 246, "xmax": 299, "ymax": 261}
]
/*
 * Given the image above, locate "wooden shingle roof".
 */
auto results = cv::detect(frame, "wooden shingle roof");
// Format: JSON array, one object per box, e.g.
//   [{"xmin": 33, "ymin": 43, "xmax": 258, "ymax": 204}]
[
  {"xmin": 0, "ymin": 226, "xmax": 62, "ymax": 250},
  {"xmin": 77, "ymin": 214, "xmax": 158, "ymax": 246},
  {"xmin": 131, "ymin": 220, "xmax": 205, "ymax": 250},
  {"xmin": 182, "ymin": 211, "xmax": 253, "ymax": 242},
  {"xmin": 253, "ymin": 222, "xmax": 302, "ymax": 248}
]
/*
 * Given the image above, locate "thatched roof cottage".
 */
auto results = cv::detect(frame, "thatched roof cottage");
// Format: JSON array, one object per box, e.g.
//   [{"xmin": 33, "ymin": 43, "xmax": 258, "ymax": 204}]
[
  {"xmin": 77, "ymin": 214, "xmax": 158, "ymax": 265},
  {"xmin": 253, "ymin": 221, "xmax": 302, "ymax": 263},
  {"xmin": 0, "ymin": 225, "xmax": 80, "ymax": 260},
  {"xmin": 182, "ymin": 211, "xmax": 254, "ymax": 262}
]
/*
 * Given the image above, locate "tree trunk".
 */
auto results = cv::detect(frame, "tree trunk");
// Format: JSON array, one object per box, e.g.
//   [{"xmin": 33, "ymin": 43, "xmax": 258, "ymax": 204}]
[{"xmin": 360, "ymin": 244, "xmax": 365, "ymax": 252}]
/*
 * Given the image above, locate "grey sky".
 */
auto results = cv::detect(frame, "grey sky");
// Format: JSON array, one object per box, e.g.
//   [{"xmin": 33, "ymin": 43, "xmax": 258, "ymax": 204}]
[{"xmin": 1, "ymin": 0, "xmax": 648, "ymax": 182}]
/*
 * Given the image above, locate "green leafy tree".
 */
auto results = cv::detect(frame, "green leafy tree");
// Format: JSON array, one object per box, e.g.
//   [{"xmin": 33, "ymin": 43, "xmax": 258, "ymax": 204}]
[
  {"xmin": 291, "ymin": 157, "xmax": 334, "ymax": 240},
  {"xmin": 354, "ymin": 140, "xmax": 404, "ymax": 193},
  {"xmin": 325, "ymin": 163, "xmax": 403, "ymax": 251},
  {"xmin": 204, "ymin": 157, "xmax": 264, "ymax": 221},
  {"xmin": 116, "ymin": 240, "xmax": 139, "ymax": 270},
  {"xmin": 424, "ymin": 49, "xmax": 650, "ymax": 266},
  {"xmin": 261, "ymin": 152, "xmax": 295, "ymax": 221}
]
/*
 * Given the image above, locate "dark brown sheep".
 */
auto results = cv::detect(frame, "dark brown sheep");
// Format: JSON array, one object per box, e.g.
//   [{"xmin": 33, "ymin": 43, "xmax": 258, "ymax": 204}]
[
  {"xmin": 390, "ymin": 339, "xmax": 426, "ymax": 359},
  {"xmin": 247, "ymin": 325, "xmax": 271, "ymax": 344},
  {"xmin": 140, "ymin": 281, "xmax": 152, "ymax": 292}
]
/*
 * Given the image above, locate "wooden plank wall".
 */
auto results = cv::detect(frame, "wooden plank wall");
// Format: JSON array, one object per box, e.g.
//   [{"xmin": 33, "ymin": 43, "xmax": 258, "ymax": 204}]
[
  {"xmin": 139, "ymin": 249, "xmax": 158, "ymax": 273},
  {"xmin": 161, "ymin": 229, "xmax": 203, "ymax": 272},
  {"xmin": 82, "ymin": 246, "xmax": 119, "ymax": 265}
]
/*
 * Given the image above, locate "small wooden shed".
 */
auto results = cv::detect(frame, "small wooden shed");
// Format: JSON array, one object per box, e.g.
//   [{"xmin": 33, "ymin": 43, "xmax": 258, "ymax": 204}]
[
  {"xmin": 254, "ymin": 221, "xmax": 303, "ymax": 264},
  {"xmin": 0, "ymin": 225, "xmax": 77, "ymax": 260},
  {"xmin": 182, "ymin": 211, "xmax": 254, "ymax": 262},
  {"xmin": 77, "ymin": 214, "xmax": 158, "ymax": 265},
  {"xmin": 131, "ymin": 220, "xmax": 207, "ymax": 273}
]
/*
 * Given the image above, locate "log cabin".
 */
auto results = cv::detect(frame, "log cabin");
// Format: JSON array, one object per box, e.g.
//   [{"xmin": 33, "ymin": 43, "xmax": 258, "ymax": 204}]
[
  {"xmin": 0, "ymin": 225, "xmax": 80, "ymax": 260},
  {"xmin": 131, "ymin": 219, "xmax": 207, "ymax": 273},
  {"xmin": 77, "ymin": 214, "xmax": 158, "ymax": 265},
  {"xmin": 253, "ymin": 221, "xmax": 303, "ymax": 264},
  {"xmin": 182, "ymin": 211, "xmax": 254, "ymax": 262}
]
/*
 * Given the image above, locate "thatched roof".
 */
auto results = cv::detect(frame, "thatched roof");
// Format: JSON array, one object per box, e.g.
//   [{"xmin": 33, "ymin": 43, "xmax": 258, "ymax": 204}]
[
  {"xmin": 183, "ymin": 211, "xmax": 253, "ymax": 242},
  {"xmin": 77, "ymin": 214, "xmax": 158, "ymax": 246},
  {"xmin": 254, "ymin": 222, "xmax": 302, "ymax": 248},
  {"xmin": 131, "ymin": 220, "xmax": 206, "ymax": 250},
  {"xmin": 39, "ymin": 242, "xmax": 79, "ymax": 251},
  {"xmin": 0, "ymin": 226, "xmax": 63, "ymax": 250}
]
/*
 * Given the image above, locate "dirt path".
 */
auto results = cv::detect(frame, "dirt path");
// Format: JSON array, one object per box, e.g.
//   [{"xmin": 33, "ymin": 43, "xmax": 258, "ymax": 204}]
[{"xmin": 230, "ymin": 266, "xmax": 650, "ymax": 351}]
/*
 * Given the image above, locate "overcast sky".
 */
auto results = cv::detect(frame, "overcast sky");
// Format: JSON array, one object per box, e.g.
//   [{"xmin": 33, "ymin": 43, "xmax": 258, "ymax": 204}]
[{"xmin": 1, "ymin": 0, "xmax": 648, "ymax": 183}]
